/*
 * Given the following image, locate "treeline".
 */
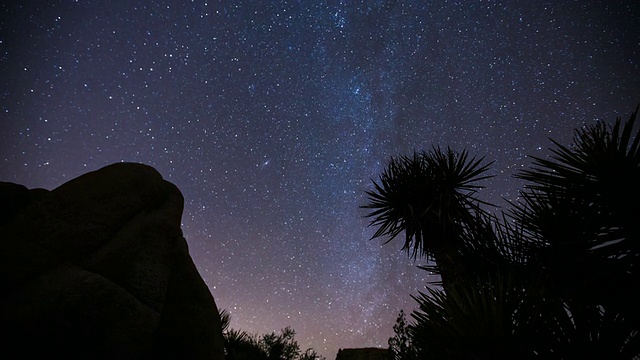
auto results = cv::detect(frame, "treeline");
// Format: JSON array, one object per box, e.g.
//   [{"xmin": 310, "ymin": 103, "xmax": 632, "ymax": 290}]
[{"xmin": 219, "ymin": 309, "xmax": 325, "ymax": 360}]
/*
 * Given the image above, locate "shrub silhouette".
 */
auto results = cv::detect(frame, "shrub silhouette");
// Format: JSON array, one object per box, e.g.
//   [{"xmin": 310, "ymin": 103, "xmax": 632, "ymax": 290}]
[{"xmin": 219, "ymin": 309, "xmax": 325, "ymax": 360}]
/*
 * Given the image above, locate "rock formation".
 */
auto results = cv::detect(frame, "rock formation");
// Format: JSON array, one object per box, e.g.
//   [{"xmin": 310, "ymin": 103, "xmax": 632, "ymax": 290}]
[
  {"xmin": 335, "ymin": 347, "xmax": 392, "ymax": 360},
  {"xmin": 0, "ymin": 163, "xmax": 225, "ymax": 359}
]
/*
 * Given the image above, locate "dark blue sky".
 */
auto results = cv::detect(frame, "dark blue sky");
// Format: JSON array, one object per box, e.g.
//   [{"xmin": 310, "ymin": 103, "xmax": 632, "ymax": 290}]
[{"xmin": 1, "ymin": 1, "xmax": 638, "ymax": 358}]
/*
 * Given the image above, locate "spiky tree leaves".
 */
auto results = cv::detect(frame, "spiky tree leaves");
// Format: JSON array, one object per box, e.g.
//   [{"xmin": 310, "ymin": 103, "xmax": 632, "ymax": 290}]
[
  {"xmin": 220, "ymin": 308, "xmax": 232, "ymax": 333},
  {"xmin": 409, "ymin": 273, "xmax": 639, "ymax": 359},
  {"xmin": 373, "ymin": 106, "xmax": 640, "ymax": 359},
  {"xmin": 516, "ymin": 107, "xmax": 639, "ymax": 253},
  {"xmin": 362, "ymin": 147, "xmax": 493, "ymax": 286},
  {"xmin": 409, "ymin": 274, "xmax": 533, "ymax": 360},
  {"xmin": 514, "ymin": 107, "xmax": 640, "ymax": 332}
]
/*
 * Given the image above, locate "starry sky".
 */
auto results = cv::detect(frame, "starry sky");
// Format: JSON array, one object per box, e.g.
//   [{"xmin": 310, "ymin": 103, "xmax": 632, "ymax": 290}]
[{"xmin": 1, "ymin": 1, "xmax": 638, "ymax": 358}]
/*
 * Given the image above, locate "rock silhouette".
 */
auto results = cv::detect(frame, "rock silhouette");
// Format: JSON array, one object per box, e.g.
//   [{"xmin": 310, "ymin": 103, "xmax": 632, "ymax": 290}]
[{"xmin": 0, "ymin": 163, "xmax": 224, "ymax": 359}]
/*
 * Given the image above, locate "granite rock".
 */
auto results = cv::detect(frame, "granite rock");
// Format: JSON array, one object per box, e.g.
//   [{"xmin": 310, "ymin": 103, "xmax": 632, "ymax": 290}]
[{"xmin": 0, "ymin": 163, "xmax": 224, "ymax": 359}]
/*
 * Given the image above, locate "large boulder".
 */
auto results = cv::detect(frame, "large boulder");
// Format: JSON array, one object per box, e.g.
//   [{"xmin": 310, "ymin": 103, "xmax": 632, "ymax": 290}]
[{"xmin": 0, "ymin": 163, "xmax": 225, "ymax": 359}]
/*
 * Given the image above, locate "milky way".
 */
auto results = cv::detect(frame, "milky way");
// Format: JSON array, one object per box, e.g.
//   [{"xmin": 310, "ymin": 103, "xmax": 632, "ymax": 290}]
[{"xmin": 1, "ymin": 1, "xmax": 638, "ymax": 358}]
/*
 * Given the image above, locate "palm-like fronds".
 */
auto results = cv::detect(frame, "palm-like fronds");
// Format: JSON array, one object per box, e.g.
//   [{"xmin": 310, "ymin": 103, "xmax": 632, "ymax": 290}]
[
  {"xmin": 547, "ymin": 302, "xmax": 640, "ymax": 359},
  {"xmin": 516, "ymin": 106, "xmax": 639, "ymax": 246},
  {"xmin": 417, "ymin": 210, "xmax": 535, "ymax": 289},
  {"xmin": 362, "ymin": 147, "xmax": 493, "ymax": 260},
  {"xmin": 376, "ymin": 106, "xmax": 640, "ymax": 359},
  {"xmin": 408, "ymin": 273, "xmax": 640, "ymax": 359},
  {"xmin": 518, "ymin": 107, "xmax": 640, "ymax": 195},
  {"xmin": 408, "ymin": 272, "xmax": 540, "ymax": 360},
  {"xmin": 513, "ymin": 107, "xmax": 640, "ymax": 316},
  {"xmin": 219, "ymin": 308, "xmax": 231, "ymax": 333}
]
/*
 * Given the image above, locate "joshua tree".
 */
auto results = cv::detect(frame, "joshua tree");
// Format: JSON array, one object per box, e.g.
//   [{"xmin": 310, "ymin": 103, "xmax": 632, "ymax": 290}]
[
  {"xmin": 371, "ymin": 106, "xmax": 640, "ymax": 358},
  {"xmin": 514, "ymin": 107, "xmax": 640, "ymax": 304},
  {"xmin": 509, "ymin": 106, "xmax": 640, "ymax": 357},
  {"xmin": 362, "ymin": 147, "xmax": 493, "ymax": 288}
]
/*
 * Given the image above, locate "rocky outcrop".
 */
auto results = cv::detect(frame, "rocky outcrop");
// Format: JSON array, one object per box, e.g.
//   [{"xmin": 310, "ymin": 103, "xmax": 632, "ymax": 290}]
[
  {"xmin": 0, "ymin": 163, "xmax": 225, "ymax": 359},
  {"xmin": 335, "ymin": 348, "xmax": 392, "ymax": 360}
]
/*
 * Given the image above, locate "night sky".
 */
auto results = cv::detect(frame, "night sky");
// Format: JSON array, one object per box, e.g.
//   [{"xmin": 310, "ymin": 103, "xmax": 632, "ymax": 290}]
[{"xmin": 1, "ymin": 1, "xmax": 638, "ymax": 358}]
